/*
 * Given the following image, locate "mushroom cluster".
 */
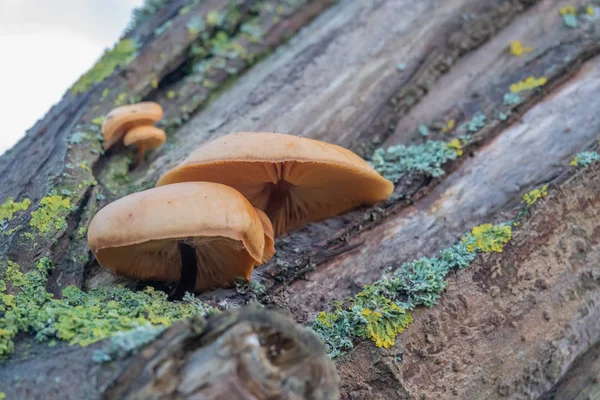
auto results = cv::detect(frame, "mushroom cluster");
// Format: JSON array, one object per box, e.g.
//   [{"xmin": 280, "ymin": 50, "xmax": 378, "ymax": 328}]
[
  {"xmin": 88, "ymin": 131, "xmax": 393, "ymax": 297},
  {"xmin": 101, "ymin": 102, "xmax": 166, "ymax": 165}
]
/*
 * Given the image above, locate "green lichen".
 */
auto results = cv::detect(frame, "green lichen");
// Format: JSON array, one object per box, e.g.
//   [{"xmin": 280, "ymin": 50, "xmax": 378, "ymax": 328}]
[
  {"xmin": 235, "ymin": 277, "xmax": 266, "ymax": 297},
  {"xmin": 523, "ymin": 185, "xmax": 548, "ymax": 207},
  {"xmin": 570, "ymin": 151, "xmax": 600, "ymax": 167},
  {"xmin": 311, "ymin": 222, "xmax": 513, "ymax": 357},
  {"xmin": 154, "ymin": 20, "xmax": 173, "ymax": 36},
  {"xmin": 0, "ymin": 198, "xmax": 31, "ymax": 224},
  {"xmin": 92, "ymin": 116, "xmax": 105, "ymax": 126},
  {"xmin": 77, "ymin": 226, "xmax": 87, "ymax": 238},
  {"xmin": 206, "ymin": 10, "xmax": 224, "ymax": 26},
  {"xmin": 123, "ymin": 0, "xmax": 169, "ymax": 35},
  {"xmin": 114, "ymin": 92, "xmax": 128, "ymax": 106},
  {"xmin": 370, "ymin": 140, "xmax": 462, "ymax": 182},
  {"xmin": 504, "ymin": 92, "xmax": 522, "ymax": 105},
  {"xmin": 101, "ymin": 154, "xmax": 133, "ymax": 192},
  {"xmin": 187, "ymin": 17, "xmax": 206, "ymax": 35},
  {"xmin": 71, "ymin": 39, "xmax": 138, "ymax": 94},
  {"xmin": 0, "ymin": 258, "xmax": 215, "ymax": 357},
  {"xmin": 29, "ymin": 196, "xmax": 71, "ymax": 234},
  {"xmin": 563, "ymin": 13, "xmax": 579, "ymax": 27},
  {"xmin": 560, "ymin": 5, "xmax": 579, "ymax": 27},
  {"xmin": 466, "ymin": 112, "xmax": 486, "ymax": 132},
  {"xmin": 92, "ymin": 324, "xmax": 166, "ymax": 363}
]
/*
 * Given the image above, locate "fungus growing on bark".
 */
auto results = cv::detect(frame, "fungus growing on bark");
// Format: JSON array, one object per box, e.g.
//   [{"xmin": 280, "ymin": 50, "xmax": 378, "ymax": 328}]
[
  {"xmin": 101, "ymin": 102, "xmax": 164, "ymax": 164},
  {"xmin": 123, "ymin": 125, "xmax": 167, "ymax": 165},
  {"xmin": 87, "ymin": 182, "xmax": 266, "ymax": 297},
  {"xmin": 156, "ymin": 132, "xmax": 394, "ymax": 235}
]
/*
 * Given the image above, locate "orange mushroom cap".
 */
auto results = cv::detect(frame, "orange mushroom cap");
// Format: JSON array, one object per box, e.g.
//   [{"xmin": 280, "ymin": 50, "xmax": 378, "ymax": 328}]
[
  {"xmin": 101, "ymin": 102, "xmax": 163, "ymax": 150},
  {"xmin": 87, "ymin": 182, "xmax": 265, "ymax": 291},
  {"xmin": 156, "ymin": 132, "xmax": 394, "ymax": 236},
  {"xmin": 254, "ymin": 208, "xmax": 275, "ymax": 263},
  {"xmin": 123, "ymin": 125, "xmax": 167, "ymax": 149}
]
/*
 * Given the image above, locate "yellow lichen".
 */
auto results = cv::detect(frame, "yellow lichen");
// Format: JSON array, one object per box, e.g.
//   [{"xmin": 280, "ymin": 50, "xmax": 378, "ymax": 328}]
[
  {"xmin": 79, "ymin": 161, "xmax": 91, "ymax": 172},
  {"xmin": 316, "ymin": 311, "xmax": 334, "ymax": 328},
  {"xmin": 510, "ymin": 76, "xmax": 547, "ymax": 93},
  {"xmin": 114, "ymin": 92, "xmax": 128, "ymax": 106},
  {"xmin": 509, "ymin": 41, "xmax": 533, "ymax": 56},
  {"xmin": 442, "ymin": 119, "xmax": 455, "ymax": 133},
  {"xmin": 587, "ymin": 5, "xmax": 595, "ymax": 16},
  {"xmin": 360, "ymin": 304, "xmax": 413, "ymax": 348},
  {"xmin": 151, "ymin": 78, "xmax": 159, "ymax": 89},
  {"xmin": 167, "ymin": 90, "xmax": 177, "ymax": 99},
  {"xmin": 523, "ymin": 185, "xmax": 548, "ymax": 207},
  {"xmin": 92, "ymin": 116, "xmax": 105, "ymax": 126},
  {"xmin": 446, "ymin": 138, "xmax": 464, "ymax": 157},
  {"xmin": 463, "ymin": 224, "xmax": 512, "ymax": 253},
  {"xmin": 570, "ymin": 156, "xmax": 579, "ymax": 166},
  {"xmin": 29, "ymin": 196, "xmax": 71, "ymax": 234},
  {"xmin": 0, "ymin": 198, "xmax": 31, "ymax": 224},
  {"xmin": 560, "ymin": 5, "xmax": 576, "ymax": 15}
]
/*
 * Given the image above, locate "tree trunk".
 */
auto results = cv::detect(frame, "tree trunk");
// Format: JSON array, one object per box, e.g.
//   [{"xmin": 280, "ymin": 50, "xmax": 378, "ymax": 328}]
[{"xmin": 2, "ymin": 0, "xmax": 600, "ymax": 399}]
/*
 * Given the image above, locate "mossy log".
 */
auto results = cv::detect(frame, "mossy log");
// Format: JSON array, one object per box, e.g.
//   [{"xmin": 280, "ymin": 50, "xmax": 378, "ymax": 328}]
[{"xmin": 2, "ymin": 0, "xmax": 600, "ymax": 399}]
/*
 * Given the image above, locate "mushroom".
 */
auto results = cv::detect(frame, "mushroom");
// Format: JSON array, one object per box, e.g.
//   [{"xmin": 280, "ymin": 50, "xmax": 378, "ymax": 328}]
[
  {"xmin": 156, "ymin": 132, "xmax": 394, "ymax": 236},
  {"xmin": 255, "ymin": 208, "xmax": 275, "ymax": 263},
  {"xmin": 123, "ymin": 125, "xmax": 167, "ymax": 165},
  {"xmin": 87, "ymin": 182, "xmax": 266, "ymax": 297},
  {"xmin": 101, "ymin": 101, "xmax": 164, "ymax": 164}
]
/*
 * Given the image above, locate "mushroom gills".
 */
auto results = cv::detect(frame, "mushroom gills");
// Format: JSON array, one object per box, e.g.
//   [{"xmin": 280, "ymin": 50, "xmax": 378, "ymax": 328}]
[{"xmin": 263, "ymin": 180, "xmax": 293, "ymax": 221}]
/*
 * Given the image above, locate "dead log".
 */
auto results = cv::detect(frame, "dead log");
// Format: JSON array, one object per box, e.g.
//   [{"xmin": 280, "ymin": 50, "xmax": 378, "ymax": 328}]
[
  {"xmin": 1, "ymin": 0, "xmax": 600, "ymax": 399},
  {"xmin": 0, "ymin": 306, "xmax": 339, "ymax": 399}
]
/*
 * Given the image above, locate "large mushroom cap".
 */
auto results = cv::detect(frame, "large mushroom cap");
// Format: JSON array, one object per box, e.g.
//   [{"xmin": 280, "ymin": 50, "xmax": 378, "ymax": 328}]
[
  {"xmin": 156, "ymin": 132, "xmax": 394, "ymax": 235},
  {"xmin": 101, "ymin": 102, "xmax": 163, "ymax": 150},
  {"xmin": 123, "ymin": 125, "xmax": 167, "ymax": 149},
  {"xmin": 87, "ymin": 182, "xmax": 265, "ymax": 291},
  {"xmin": 254, "ymin": 208, "xmax": 275, "ymax": 263}
]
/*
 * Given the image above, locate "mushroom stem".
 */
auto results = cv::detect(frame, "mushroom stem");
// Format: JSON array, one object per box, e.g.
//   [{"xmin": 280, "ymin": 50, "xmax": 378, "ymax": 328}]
[
  {"xmin": 169, "ymin": 242, "xmax": 198, "ymax": 301},
  {"xmin": 134, "ymin": 142, "xmax": 146, "ymax": 166}
]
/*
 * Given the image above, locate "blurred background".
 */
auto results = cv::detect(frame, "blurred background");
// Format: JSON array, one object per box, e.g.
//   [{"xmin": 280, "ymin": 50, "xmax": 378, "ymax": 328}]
[{"xmin": 0, "ymin": 0, "xmax": 145, "ymax": 155}]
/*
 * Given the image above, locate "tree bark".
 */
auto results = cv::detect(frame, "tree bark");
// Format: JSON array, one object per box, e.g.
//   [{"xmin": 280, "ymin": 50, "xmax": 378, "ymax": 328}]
[
  {"xmin": 2, "ymin": 0, "xmax": 600, "ymax": 399},
  {"xmin": 1, "ymin": 306, "xmax": 339, "ymax": 399}
]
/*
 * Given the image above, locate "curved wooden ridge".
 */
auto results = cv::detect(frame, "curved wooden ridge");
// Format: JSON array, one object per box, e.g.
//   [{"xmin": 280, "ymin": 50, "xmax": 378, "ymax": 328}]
[{"xmin": 1, "ymin": 0, "xmax": 600, "ymax": 398}]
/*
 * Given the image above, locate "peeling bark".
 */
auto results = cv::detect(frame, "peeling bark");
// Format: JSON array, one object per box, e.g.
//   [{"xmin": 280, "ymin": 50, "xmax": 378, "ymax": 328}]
[{"xmin": 2, "ymin": 0, "xmax": 600, "ymax": 398}]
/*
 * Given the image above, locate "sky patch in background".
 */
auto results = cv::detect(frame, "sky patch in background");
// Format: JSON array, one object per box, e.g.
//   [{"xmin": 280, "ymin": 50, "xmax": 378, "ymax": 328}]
[{"xmin": 0, "ymin": 0, "xmax": 144, "ymax": 155}]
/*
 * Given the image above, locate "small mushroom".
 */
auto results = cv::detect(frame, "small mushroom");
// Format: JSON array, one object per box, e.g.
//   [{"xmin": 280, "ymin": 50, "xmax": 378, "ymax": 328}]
[
  {"xmin": 101, "ymin": 102, "xmax": 164, "ymax": 164},
  {"xmin": 255, "ymin": 208, "xmax": 275, "ymax": 263},
  {"xmin": 123, "ymin": 125, "xmax": 167, "ymax": 165},
  {"xmin": 156, "ymin": 132, "xmax": 394, "ymax": 236},
  {"xmin": 87, "ymin": 182, "xmax": 266, "ymax": 296}
]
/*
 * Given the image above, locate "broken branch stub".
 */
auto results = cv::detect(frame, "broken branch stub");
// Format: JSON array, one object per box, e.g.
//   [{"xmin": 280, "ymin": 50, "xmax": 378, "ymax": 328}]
[{"xmin": 103, "ymin": 306, "xmax": 340, "ymax": 400}]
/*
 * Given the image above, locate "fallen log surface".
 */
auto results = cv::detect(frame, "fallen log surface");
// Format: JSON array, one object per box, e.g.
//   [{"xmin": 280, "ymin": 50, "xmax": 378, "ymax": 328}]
[{"xmin": 1, "ymin": 0, "xmax": 600, "ymax": 399}]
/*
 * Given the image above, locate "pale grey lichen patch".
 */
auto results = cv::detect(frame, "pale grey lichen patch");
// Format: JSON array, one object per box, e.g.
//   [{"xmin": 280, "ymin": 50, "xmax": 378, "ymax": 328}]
[{"xmin": 92, "ymin": 324, "xmax": 166, "ymax": 363}]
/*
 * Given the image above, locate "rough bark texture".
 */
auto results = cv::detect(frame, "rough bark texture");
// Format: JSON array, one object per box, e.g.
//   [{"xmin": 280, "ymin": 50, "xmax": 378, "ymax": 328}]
[
  {"xmin": 2, "ymin": 0, "xmax": 600, "ymax": 398},
  {"xmin": 1, "ymin": 306, "xmax": 339, "ymax": 399}
]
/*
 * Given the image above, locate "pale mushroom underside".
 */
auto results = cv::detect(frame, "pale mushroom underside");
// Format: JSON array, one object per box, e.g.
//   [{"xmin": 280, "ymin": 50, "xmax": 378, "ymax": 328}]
[{"xmin": 157, "ymin": 160, "xmax": 392, "ymax": 235}]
